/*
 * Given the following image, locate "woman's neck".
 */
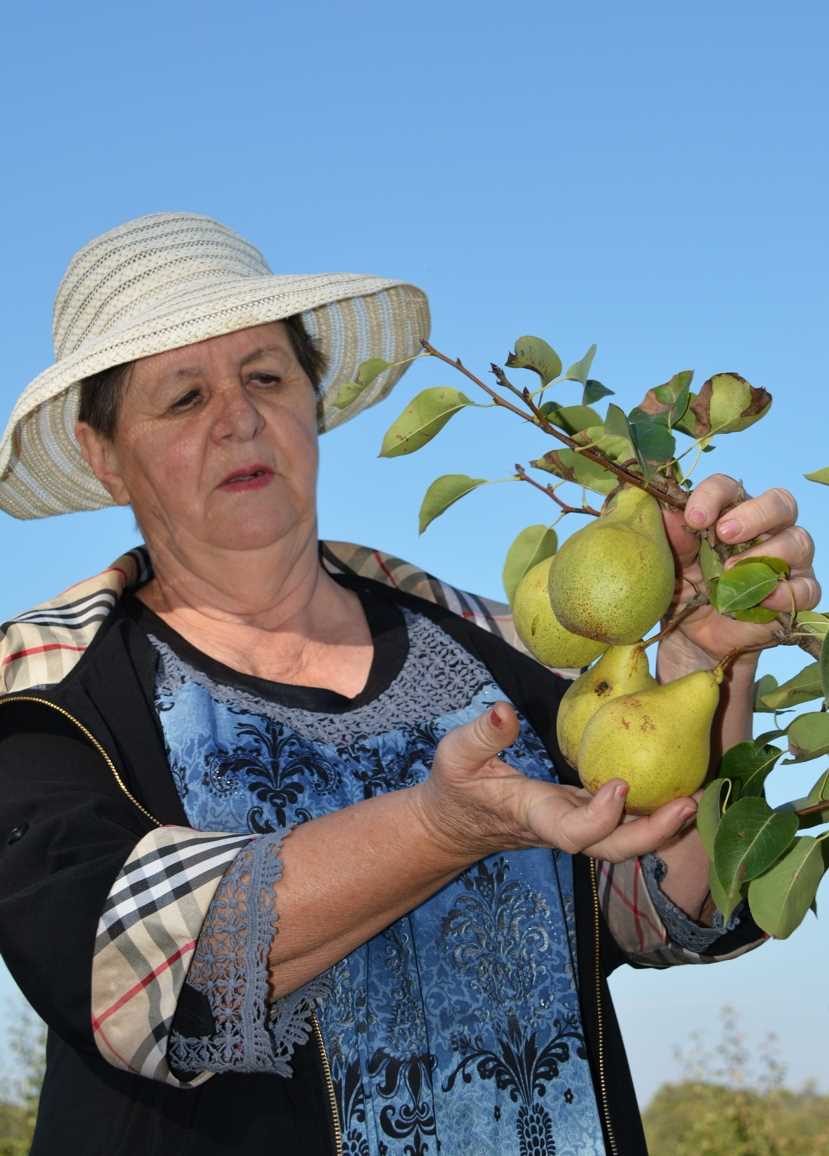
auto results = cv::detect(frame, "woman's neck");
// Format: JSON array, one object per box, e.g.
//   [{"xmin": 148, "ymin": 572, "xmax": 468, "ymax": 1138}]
[{"xmin": 136, "ymin": 533, "xmax": 373, "ymax": 691}]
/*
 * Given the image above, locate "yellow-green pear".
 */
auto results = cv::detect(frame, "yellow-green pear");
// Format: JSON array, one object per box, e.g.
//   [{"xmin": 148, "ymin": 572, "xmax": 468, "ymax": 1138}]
[
  {"xmin": 556, "ymin": 644, "xmax": 656, "ymax": 767},
  {"xmin": 548, "ymin": 486, "xmax": 676, "ymax": 645},
  {"xmin": 576, "ymin": 667, "xmax": 723, "ymax": 814},
  {"xmin": 512, "ymin": 556, "xmax": 609, "ymax": 668}
]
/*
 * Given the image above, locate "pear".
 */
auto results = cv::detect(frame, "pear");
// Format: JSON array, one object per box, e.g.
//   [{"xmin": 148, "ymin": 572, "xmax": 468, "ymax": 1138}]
[
  {"xmin": 512, "ymin": 556, "xmax": 609, "ymax": 668},
  {"xmin": 576, "ymin": 667, "xmax": 723, "ymax": 814},
  {"xmin": 556, "ymin": 644, "xmax": 656, "ymax": 768},
  {"xmin": 548, "ymin": 486, "xmax": 676, "ymax": 645}
]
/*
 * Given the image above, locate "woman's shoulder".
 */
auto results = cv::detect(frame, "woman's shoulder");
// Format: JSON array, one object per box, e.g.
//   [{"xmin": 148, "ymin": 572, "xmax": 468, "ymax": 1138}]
[{"xmin": 0, "ymin": 546, "xmax": 151, "ymax": 698}]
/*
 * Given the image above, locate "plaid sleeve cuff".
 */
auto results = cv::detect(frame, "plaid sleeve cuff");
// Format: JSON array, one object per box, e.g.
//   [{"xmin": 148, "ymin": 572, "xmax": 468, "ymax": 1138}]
[
  {"xmin": 597, "ymin": 855, "xmax": 763, "ymax": 968},
  {"xmin": 91, "ymin": 826, "xmax": 253, "ymax": 1087}
]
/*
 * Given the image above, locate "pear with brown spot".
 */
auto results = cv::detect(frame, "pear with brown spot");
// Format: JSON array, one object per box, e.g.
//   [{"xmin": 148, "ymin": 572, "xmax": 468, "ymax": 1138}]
[
  {"xmin": 576, "ymin": 667, "xmax": 723, "ymax": 814},
  {"xmin": 556, "ymin": 644, "xmax": 656, "ymax": 768}
]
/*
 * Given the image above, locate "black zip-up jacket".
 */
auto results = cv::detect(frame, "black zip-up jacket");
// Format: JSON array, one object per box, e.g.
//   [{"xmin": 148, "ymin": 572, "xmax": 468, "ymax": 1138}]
[{"xmin": 0, "ymin": 573, "xmax": 763, "ymax": 1155}]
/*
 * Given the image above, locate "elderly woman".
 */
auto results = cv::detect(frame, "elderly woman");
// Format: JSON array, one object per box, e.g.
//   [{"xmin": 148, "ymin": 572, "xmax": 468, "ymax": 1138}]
[{"xmin": 0, "ymin": 213, "xmax": 819, "ymax": 1156}]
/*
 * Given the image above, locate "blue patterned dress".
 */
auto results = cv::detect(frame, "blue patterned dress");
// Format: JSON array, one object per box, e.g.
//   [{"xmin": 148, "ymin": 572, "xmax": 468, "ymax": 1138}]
[{"xmin": 135, "ymin": 586, "xmax": 609, "ymax": 1155}]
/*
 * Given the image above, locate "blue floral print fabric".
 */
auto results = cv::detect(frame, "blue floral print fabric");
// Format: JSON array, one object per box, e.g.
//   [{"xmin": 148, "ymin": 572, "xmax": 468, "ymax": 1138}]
[{"xmin": 144, "ymin": 590, "xmax": 607, "ymax": 1156}]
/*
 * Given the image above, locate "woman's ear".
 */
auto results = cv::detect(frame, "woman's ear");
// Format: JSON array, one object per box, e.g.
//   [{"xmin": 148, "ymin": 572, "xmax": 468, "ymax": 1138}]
[{"xmin": 75, "ymin": 422, "xmax": 132, "ymax": 506}]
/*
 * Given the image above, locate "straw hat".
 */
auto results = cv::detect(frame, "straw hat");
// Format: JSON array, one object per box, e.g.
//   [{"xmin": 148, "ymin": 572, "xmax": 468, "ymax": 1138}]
[{"xmin": 0, "ymin": 211, "xmax": 430, "ymax": 519}]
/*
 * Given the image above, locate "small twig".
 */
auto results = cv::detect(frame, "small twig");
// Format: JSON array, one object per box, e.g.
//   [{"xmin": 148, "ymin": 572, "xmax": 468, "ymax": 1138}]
[
  {"xmin": 643, "ymin": 592, "xmax": 710, "ymax": 648},
  {"xmin": 421, "ymin": 339, "xmax": 688, "ymax": 511},
  {"xmin": 514, "ymin": 464, "xmax": 600, "ymax": 516},
  {"xmin": 716, "ymin": 638, "xmax": 783, "ymax": 675}
]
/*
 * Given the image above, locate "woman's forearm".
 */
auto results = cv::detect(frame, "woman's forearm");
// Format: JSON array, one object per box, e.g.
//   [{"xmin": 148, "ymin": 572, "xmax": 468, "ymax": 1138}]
[{"xmin": 266, "ymin": 785, "xmax": 473, "ymax": 999}]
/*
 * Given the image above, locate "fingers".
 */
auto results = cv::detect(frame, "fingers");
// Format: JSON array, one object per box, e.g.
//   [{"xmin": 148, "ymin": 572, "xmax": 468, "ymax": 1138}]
[
  {"xmin": 434, "ymin": 701, "xmax": 520, "ymax": 776},
  {"xmin": 723, "ymin": 525, "xmax": 814, "ymax": 574},
  {"xmin": 584, "ymin": 795, "xmax": 699, "ymax": 862},
  {"xmin": 684, "ymin": 474, "xmax": 746, "ymax": 529},
  {"xmin": 715, "ymin": 487, "xmax": 798, "ymax": 545},
  {"xmin": 762, "ymin": 575, "xmax": 822, "ymax": 612},
  {"xmin": 528, "ymin": 779, "xmax": 629, "ymax": 853}
]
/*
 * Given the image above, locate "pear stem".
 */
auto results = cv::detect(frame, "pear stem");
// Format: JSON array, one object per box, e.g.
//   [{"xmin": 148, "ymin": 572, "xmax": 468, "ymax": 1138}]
[
  {"xmin": 644, "ymin": 592, "xmax": 710, "ymax": 649},
  {"xmin": 421, "ymin": 340, "xmax": 688, "ymax": 511},
  {"xmin": 513, "ymin": 464, "xmax": 601, "ymax": 516},
  {"xmin": 715, "ymin": 639, "xmax": 782, "ymax": 676}
]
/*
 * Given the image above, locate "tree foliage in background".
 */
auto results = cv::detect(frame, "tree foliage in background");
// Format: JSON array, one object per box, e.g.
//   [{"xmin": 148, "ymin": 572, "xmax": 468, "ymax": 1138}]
[
  {"xmin": 0, "ymin": 1009, "xmax": 45, "ymax": 1156},
  {"xmin": 643, "ymin": 1006, "xmax": 829, "ymax": 1155}
]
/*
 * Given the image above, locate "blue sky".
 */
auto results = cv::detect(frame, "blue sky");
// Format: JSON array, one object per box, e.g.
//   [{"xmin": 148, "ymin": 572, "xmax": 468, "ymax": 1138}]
[{"xmin": 1, "ymin": 0, "xmax": 827, "ymax": 1106}]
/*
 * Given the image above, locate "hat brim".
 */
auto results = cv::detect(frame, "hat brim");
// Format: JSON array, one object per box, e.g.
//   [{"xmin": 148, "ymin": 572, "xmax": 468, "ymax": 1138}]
[{"xmin": 0, "ymin": 274, "xmax": 430, "ymax": 519}]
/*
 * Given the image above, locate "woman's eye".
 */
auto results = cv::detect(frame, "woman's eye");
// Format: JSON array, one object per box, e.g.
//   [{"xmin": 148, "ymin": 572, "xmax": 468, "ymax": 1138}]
[
  {"xmin": 249, "ymin": 373, "xmax": 281, "ymax": 387},
  {"xmin": 170, "ymin": 389, "xmax": 201, "ymax": 411}
]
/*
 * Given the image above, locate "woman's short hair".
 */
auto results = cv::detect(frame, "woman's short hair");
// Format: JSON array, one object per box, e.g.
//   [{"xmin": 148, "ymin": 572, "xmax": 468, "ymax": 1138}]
[{"xmin": 78, "ymin": 313, "xmax": 327, "ymax": 438}]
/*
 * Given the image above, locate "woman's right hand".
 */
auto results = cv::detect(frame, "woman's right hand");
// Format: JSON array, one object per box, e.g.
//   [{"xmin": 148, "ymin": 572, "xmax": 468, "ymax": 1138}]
[{"xmin": 410, "ymin": 701, "xmax": 699, "ymax": 865}]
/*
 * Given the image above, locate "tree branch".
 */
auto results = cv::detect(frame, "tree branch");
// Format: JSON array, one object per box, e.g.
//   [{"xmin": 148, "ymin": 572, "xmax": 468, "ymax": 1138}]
[
  {"xmin": 513, "ymin": 464, "xmax": 601, "ymax": 516},
  {"xmin": 421, "ymin": 340, "xmax": 688, "ymax": 511}
]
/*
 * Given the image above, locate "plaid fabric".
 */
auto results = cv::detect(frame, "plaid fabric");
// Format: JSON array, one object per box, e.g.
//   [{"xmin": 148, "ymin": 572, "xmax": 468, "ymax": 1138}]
[
  {"xmin": 597, "ymin": 858, "xmax": 765, "ymax": 966},
  {"xmin": 2, "ymin": 541, "xmax": 753, "ymax": 1087},
  {"xmin": 91, "ymin": 826, "xmax": 253, "ymax": 1086}
]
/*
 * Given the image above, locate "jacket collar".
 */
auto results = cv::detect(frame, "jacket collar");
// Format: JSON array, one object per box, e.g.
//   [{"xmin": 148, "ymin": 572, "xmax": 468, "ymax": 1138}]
[{"xmin": 1, "ymin": 540, "xmax": 540, "ymax": 696}]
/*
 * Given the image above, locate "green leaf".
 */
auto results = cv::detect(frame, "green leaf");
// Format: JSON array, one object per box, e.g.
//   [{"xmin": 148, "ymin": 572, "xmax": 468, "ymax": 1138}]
[
  {"xmin": 539, "ymin": 404, "xmax": 602, "ymax": 435},
  {"xmin": 332, "ymin": 357, "xmax": 392, "ymax": 409},
  {"xmin": 502, "ymin": 525, "xmax": 558, "ymax": 604},
  {"xmin": 730, "ymin": 606, "xmax": 779, "ymax": 624},
  {"xmin": 574, "ymin": 424, "xmax": 635, "ymax": 464},
  {"xmin": 794, "ymin": 610, "xmax": 829, "ymax": 639},
  {"xmin": 757, "ymin": 662, "xmax": 822, "ymax": 711},
  {"xmin": 781, "ymin": 769, "xmax": 829, "ymax": 830},
  {"xmin": 697, "ymin": 778, "xmax": 732, "ymax": 858},
  {"xmin": 709, "ymin": 861, "xmax": 744, "ymax": 923},
  {"xmin": 698, "ymin": 539, "xmax": 724, "ymax": 585},
  {"xmin": 733, "ymin": 555, "xmax": 790, "ymax": 577},
  {"xmin": 506, "ymin": 336, "xmax": 562, "ymax": 387},
  {"xmin": 564, "ymin": 344, "xmax": 597, "ymax": 384},
  {"xmin": 748, "ymin": 834, "xmax": 829, "ymax": 938},
  {"xmin": 719, "ymin": 741, "xmax": 783, "ymax": 797},
  {"xmin": 531, "ymin": 449, "xmax": 618, "ymax": 495},
  {"xmin": 582, "ymin": 379, "xmax": 613, "ymax": 404},
  {"xmin": 786, "ymin": 711, "xmax": 829, "ymax": 762},
  {"xmin": 418, "ymin": 474, "xmax": 487, "ymax": 534},
  {"xmin": 603, "ymin": 403, "xmax": 631, "ymax": 441},
  {"xmin": 754, "ymin": 727, "xmax": 787, "ymax": 745},
  {"xmin": 820, "ymin": 632, "xmax": 829, "ymax": 704},
  {"xmin": 680, "ymin": 373, "xmax": 772, "ymax": 438},
  {"xmin": 753, "ymin": 673, "xmax": 778, "ymax": 713},
  {"xmin": 380, "ymin": 388, "xmax": 475, "ymax": 458},
  {"xmin": 713, "ymin": 562, "xmax": 780, "ymax": 614},
  {"xmin": 332, "ymin": 380, "xmax": 365, "ymax": 409},
  {"xmin": 626, "ymin": 408, "xmax": 676, "ymax": 464},
  {"xmin": 804, "ymin": 466, "xmax": 829, "ymax": 486},
  {"xmin": 713, "ymin": 796, "xmax": 798, "ymax": 893},
  {"xmin": 653, "ymin": 370, "xmax": 694, "ymax": 407}
]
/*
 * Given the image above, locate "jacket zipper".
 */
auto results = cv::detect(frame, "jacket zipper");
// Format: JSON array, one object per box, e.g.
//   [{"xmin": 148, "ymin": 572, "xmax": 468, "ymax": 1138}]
[
  {"xmin": 0, "ymin": 694, "xmax": 161, "ymax": 826},
  {"xmin": 3, "ymin": 693, "xmax": 344, "ymax": 1154},
  {"xmin": 311, "ymin": 1011, "xmax": 343, "ymax": 1156},
  {"xmin": 589, "ymin": 857, "xmax": 619, "ymax": 1156}
]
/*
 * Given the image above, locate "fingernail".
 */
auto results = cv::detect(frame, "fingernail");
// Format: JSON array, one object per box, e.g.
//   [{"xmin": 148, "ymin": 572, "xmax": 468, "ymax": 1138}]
[
  {"xmin": 687, "ymin": 508, "xmax": 706, "ymax": 527},
  {"xmin": 679, "ymin": 804, "xmax": 697, "ymax": 822},
  {"xmin": 718, "ymin": 519, "xmax": 740, "ymax": 540},
  {"xmin": 489, "ymin": 707, "xmax": 502, "ymax": 728},
  {"xmin": 614, "ymin": 783, "xmax": 628, "ymax": 801}
]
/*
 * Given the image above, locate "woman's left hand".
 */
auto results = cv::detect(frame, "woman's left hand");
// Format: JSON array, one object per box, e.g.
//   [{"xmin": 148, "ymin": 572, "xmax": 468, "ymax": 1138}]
[{"xmin": 658, "ymin": 473, "xmax": 820, "ymax": 674}]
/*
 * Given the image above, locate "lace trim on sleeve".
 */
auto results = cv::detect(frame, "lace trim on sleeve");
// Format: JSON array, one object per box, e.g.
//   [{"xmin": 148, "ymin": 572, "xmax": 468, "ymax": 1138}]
[
  {"xmin": 640, "ymin": 852, "xmax": 745, "ymax": 952},
  {"xmin": 168, "ymin": 832, "xmax": 330, "ymax": 1078}
]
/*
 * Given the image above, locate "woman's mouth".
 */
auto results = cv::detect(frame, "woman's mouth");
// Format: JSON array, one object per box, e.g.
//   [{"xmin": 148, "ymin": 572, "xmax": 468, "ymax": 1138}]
[{"xmin": 219, "ymin": 466, "xmax": 274, "ymax": 492}]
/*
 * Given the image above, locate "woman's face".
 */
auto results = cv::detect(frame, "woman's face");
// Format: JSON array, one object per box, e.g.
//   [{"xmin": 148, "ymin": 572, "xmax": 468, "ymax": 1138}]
[{"xmin": 78, "ymin": 321, "xmax": 320, "ymax": 558}]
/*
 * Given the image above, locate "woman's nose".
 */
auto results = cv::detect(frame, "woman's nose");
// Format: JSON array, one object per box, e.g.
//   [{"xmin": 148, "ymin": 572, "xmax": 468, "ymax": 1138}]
[{"xmin": 212, "ymin": 386, "xmax": 264, "ymax": 441}]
